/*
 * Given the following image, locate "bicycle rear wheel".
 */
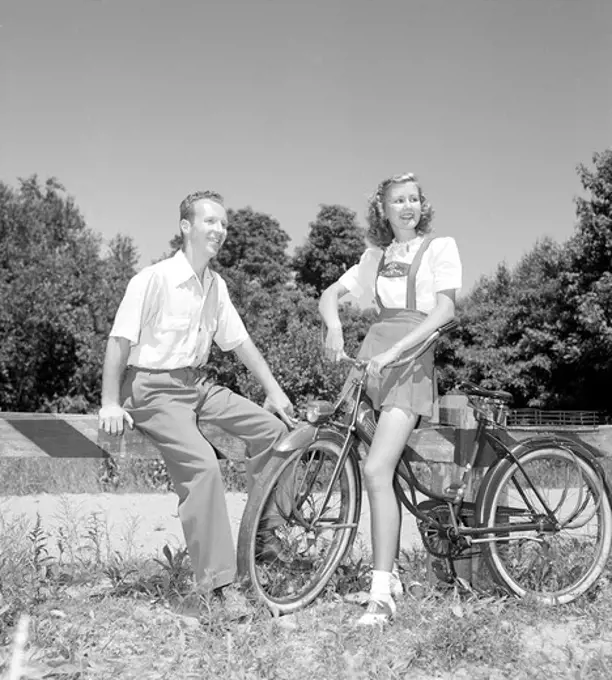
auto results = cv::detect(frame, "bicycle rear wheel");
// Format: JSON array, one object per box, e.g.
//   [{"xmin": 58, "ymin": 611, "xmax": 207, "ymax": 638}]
[
  {"xmin": 478, "ymin": 445, "xmax": 612, "ymax": 604},
  {"xmin": 236, "ymin": 434, "xmax": 362, "ymax": 614}
]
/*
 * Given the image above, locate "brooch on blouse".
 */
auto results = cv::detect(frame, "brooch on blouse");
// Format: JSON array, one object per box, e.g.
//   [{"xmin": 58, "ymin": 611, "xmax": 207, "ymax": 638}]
[{"xmin": 379, "ymin": 261, "xmax": 411, "ymax": 278}]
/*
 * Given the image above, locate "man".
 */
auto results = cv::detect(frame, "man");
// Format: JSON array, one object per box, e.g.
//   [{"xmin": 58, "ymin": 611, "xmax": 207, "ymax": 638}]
[{"xmin": 98, "ymin": 190, "xmax": 293, "ymax": 594}]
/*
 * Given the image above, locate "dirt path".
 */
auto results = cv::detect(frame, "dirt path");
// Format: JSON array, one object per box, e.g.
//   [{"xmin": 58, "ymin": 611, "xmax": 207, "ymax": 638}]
[{"xmin": 0, "ymin": 491, "xmax": 423, "ymax": 561}]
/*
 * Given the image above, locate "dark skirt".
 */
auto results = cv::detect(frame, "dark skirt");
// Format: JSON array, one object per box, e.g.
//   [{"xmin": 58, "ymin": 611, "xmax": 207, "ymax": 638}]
[{"xmin": 346, "ymin": 309, "xmax": 436, "ymax": 417}]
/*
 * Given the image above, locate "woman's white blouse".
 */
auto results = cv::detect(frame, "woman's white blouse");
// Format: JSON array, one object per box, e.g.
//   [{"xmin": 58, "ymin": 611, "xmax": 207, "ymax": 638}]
[{"xmin": 337, "ymin": 236, "xmax": 462, "ymax": 313}]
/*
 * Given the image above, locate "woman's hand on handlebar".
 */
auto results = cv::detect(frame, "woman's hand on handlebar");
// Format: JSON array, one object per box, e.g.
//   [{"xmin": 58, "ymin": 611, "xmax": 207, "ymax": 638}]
[
  {"xmin": 324, "ymin": 326, "xmax": 345, "ymax": 362},
  {"xmin": 366, "ymin": 347, "xmax": 400, "ymax": 379}
]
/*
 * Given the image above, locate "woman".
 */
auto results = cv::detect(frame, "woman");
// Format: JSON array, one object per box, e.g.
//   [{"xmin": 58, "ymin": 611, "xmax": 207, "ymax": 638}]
[{"xmin": 318, "ymin": 173, "xmax": 462, "ymax": 625}]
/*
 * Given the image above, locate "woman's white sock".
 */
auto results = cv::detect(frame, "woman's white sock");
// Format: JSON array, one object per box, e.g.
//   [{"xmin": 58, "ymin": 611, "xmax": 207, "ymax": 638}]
[{"xmin": 371, "ymin": 570, "xmax": 393, "ymax": 601}]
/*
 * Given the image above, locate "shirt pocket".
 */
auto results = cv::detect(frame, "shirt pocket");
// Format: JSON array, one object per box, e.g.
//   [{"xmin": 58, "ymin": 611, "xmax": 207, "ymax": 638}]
[{"xmin": 157, "ymin": 315, "xmax": 192, "ymax": 345}]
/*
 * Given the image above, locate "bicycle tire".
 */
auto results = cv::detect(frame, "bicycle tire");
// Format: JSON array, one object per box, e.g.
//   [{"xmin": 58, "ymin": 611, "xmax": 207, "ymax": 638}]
[
  {"xmin": 236, "ymin": 432, "xmax": 362, "ymax": 614},
  {"xmin": 478, "ymin": 444, "xmax": 612, "ymax": 604}
]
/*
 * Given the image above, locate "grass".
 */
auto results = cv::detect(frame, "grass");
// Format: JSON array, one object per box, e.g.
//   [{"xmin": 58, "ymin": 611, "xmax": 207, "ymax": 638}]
[
  {"xmin": 3, "ymin": 454, "xmax": 608, "ymax": 497},
  {"xmin": 1, "ymin": 457, "xmax": 611, "ymax": 679},
  {"xmin": 0, "ymin": 503, "xmax": 611, "ymax": 680},
  {"xmin": 0, "ymin": 456, "xmax": 247, "ymax": 495}
]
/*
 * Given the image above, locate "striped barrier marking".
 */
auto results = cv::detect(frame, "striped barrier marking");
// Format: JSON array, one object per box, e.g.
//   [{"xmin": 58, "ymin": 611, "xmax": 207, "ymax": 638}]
[
  {"xmin": 0, "ymin": 413, "xmax": 245, "ymax": 461},
  {"xmin": 0, "ymin": 413, "xmax": 503, "ymax": 466}
]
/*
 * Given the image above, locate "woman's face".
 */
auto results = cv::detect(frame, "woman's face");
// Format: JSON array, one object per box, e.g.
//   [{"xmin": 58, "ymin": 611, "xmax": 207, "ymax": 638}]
[{"xmin": 383, "ymin": 181, "xmax": 422, "ymax": 239}]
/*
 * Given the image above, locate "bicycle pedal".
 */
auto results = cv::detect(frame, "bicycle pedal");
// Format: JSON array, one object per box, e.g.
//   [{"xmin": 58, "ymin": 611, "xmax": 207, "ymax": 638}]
[{"xmin": 431, "ymin": 559, "xmax": 455, "ymax": 584}]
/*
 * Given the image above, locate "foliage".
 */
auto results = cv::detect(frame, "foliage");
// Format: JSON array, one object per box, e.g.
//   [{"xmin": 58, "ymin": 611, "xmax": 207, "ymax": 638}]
[
  {"xmin": 443, "ymin": 241, "xmax": 567, "ymax": 407},
  {"xmin": 209, "ymin": 283, "xmax": 374, "ymax": 410},
  {"xmin": 215, "ymin": 207, "xmax": 292, "ymax": 290},
  {"xmin": 3, "ymin": 149, "xmax": 612, "ymax": 416},
  {"xmin": 292, "ymin": 204, "xmax": 366, "ymax": 295},
  {"xmin": 0, "ymin": 176, "xmax": 137, "ymax": 412},
  {"xmin": 442, "ymin": 150, "xmax": 612, "ymax": 414},
  {"xmin": 552, "ymin": 150, "xmax": 612, "ymax": 411}
]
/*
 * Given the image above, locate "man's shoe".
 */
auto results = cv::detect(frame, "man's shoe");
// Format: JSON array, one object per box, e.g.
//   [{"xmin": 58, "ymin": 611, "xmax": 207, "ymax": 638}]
[
  {"xmin": 255, "ymin": 533, "xmax": 287, "ymax": 563},
  {"xmin": 212, "ymin": 585, "xmax": 251, "ymax": 621}
]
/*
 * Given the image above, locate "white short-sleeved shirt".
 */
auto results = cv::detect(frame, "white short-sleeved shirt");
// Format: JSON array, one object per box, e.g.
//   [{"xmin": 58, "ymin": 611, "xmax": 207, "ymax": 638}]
[
  {"xmin": 338, "ymin": 236, "xmax": 462, "ymax": 313},
  {"xmin": 110, "ymin": 250, "xmax": 249, "ymax": 370}
]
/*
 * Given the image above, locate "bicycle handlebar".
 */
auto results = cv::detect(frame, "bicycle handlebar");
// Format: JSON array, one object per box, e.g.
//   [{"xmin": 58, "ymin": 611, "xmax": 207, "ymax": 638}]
[{"xmin": 340, "ymin": 318, "xmax": 458, "ymax": 370}]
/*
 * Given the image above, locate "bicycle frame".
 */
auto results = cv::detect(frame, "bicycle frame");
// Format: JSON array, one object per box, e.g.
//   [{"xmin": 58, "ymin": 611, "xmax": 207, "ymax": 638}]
[{"xmin": 276, "ymin": 327, "xmax": 611, "ymax": 548}]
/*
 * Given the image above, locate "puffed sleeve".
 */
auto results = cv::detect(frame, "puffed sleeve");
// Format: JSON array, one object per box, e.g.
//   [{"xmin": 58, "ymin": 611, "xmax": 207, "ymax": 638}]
[
  {"xmin": 213, "ymin": 274, "xmax": 250, "ymax": 351},
  {"xmin": 110, "ymin": 267, "xmax": 159, "ymax": 344},
  {"xmin": 336, "ymin": 247, "xmax": 382, "ymax": 299},
  {"xmin": 431, "ymin": 237, "xmax": 462, "ymax": 292}
]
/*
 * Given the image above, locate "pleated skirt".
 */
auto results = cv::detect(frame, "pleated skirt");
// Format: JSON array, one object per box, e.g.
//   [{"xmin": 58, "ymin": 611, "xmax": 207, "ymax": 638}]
[{"xmin": 347, "ymin": 308, "xmax": 436, "ymax": 417}]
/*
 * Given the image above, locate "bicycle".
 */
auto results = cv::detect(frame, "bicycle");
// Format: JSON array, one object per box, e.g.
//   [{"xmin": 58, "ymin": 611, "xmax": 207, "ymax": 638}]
[{"xmin": 237, "ymin": 320, "xmax": 612, "ymax": 614}]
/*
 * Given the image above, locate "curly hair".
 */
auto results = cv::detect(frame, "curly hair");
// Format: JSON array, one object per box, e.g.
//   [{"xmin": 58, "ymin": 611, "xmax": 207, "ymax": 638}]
[
  {"xmin": 365, "ymin": 173, "xmax": 434, "ymax": 248},
  {"xmin": 179, "ymin": 190, "xmax": 225, "ymax": 223}
]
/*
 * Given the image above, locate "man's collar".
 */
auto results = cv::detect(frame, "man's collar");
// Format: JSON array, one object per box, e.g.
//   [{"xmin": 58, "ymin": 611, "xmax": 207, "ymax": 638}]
[{"xmin": 169, "ymin": 250, "xmax": 212, "ymax": 288}]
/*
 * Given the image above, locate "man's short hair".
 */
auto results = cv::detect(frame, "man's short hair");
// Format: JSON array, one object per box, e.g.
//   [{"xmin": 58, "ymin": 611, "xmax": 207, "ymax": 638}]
[{"xmin": 179, "ymin": 190, "xmax": 225, "ymax": 223}]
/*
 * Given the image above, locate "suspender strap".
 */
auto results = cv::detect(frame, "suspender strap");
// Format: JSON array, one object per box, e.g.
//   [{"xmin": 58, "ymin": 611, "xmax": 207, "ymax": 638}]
[
  {"xmin": 406, "ymin": 235, "xmax": 436, "ymax": 310},
  {"xmin": 374, "ymin": 251, "xmax": 387, "ymax": 310}
]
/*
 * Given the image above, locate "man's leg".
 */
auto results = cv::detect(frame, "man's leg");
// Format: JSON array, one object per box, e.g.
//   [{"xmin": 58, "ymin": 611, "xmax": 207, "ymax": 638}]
[
  {"xmin": 123, "ymin": 369, "xmax": 236, "ymax": 590},
  {"xmin": 197, "ymin": 383, "xmax": 288, "ymax": 493}
]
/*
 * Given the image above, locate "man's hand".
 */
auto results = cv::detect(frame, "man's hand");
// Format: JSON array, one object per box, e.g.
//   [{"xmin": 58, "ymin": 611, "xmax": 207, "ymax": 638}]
[
  {"xmin": 98, "ymin": 404, "xmax": 134, "ymax": 436},
  {"xmin": 263, "ymin": 389, "xmax": 296, "ymax": 428}
]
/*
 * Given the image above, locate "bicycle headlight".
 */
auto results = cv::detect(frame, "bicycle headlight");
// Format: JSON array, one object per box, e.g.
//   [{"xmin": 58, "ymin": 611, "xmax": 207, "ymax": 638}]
[{"xmin": 305, "ymin": 400, "xmax": 335, "ymax": 425}]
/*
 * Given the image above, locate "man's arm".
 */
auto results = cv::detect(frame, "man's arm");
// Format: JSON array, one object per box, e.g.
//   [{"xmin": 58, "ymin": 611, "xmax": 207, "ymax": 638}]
[
  {"xmin": 233, "ymin": 337, "xmax": 294, "ymax": 426},
  {"xmin": 98, "ymin": 336, "xmax": 134, "ymax": 435}
]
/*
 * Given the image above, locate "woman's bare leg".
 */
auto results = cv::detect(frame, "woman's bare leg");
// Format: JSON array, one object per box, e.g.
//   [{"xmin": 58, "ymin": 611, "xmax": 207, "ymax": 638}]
[{"xmin": 365, "ymin": 407, "xmax": 418, "ymax": 573}]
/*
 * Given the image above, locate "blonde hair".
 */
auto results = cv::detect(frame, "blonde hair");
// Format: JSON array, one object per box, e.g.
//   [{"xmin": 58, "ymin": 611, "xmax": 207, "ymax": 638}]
[{"xmin": 365, "ymin": 173, "xmax": 434, "ymax": 248}]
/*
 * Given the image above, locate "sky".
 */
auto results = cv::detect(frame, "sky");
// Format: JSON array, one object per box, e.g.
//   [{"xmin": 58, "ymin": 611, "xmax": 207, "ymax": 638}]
[{"xmin": 1, "ymin": 0, "xmax": 611, "ymax": 293}]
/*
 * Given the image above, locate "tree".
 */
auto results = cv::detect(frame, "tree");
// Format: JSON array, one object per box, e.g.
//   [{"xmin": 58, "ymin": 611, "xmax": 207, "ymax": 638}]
[
  {"xmin": 551, "ymin": 150, "xmax": 612, "ymax": 412},
  {"xmin": 216, "ymin": 207, "xmax": 291, "ymax": 288},
  {"xmin": 442, "ymin": 149, "xmax": 612, "ymax": 416},
  {"xmin": 441, "ymin": 241, "xmax": 568, "ymax": 408},
  {"xmin": 0, "ymin": 176, "xmax": 138, "ymax": 412},
  {"xmin": 293, "ymin": 205, "xmax": 366, "ymax": 295},
  {"xmin": 225, "ymin": 286, "xmax": 374, "ymax": 410}
]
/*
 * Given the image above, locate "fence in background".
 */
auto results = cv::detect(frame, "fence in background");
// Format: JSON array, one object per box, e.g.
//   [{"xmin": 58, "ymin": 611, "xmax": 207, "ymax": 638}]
[{"xmin": 507, "ymin": 408, "xmax": 602, "ymax": 428}]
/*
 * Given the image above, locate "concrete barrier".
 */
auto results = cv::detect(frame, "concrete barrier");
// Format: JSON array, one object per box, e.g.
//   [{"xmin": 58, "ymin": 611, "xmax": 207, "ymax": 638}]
[{"xmin": 0, "ymin": 412, "xmax": 245, "ymax": 461}]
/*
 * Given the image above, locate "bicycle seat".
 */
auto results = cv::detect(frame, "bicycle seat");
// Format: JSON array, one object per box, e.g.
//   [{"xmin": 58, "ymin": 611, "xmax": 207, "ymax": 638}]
[{"xmin": 457, "ymin": 381, "xmax": 513, "ymax": 403}]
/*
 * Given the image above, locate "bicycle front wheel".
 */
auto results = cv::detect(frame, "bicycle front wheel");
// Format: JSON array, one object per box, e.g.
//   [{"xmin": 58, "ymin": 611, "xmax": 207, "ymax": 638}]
[
  {"xmin": 236, "ymin": 434, "xmax": 362, "ymax": 614},
  {"xmin": 479, "ymin": 445, "xmax": 612, "ymax": 604}
]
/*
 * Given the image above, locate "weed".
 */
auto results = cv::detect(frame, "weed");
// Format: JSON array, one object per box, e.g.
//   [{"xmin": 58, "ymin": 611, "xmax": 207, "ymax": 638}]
[
  {"xmin": 151, "ymin": 544, "xmax": 193, "ymax": 598},
  {"xmin": 26, "ymin": 514, "xmax": 57, "ymax": 603},
  {"xmin": 0, "ymin": 456, "xmax": 246, "ymax": 494}
]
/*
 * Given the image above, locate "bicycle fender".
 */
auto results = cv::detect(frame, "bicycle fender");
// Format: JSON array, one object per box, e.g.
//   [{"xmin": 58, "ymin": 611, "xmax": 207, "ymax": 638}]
[
  {"xmin": 509, "ymin": 433, "xmax": 605, "ymax": 461},
  {"xmin": 509, "ymin": 434, "xmax": 612, "ymax": 501},
  {"xmin": 275, "ymin": 423, "xmax": 318, "ymax": 453}
]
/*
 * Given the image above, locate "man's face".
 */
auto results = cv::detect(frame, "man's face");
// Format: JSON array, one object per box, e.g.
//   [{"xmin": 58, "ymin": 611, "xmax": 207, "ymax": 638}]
[{"xmin": 182, "ymin": 199, "xmax": 228, "ymax": 258}]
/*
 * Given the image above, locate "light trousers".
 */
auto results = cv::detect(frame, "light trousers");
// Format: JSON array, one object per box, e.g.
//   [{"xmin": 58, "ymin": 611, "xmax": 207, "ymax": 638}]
[{"xmin": 121, "ymin": 366, "xmax": 287, "ymax": 590}]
